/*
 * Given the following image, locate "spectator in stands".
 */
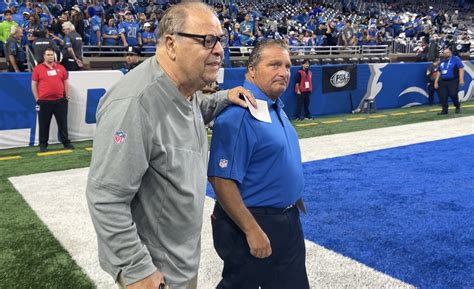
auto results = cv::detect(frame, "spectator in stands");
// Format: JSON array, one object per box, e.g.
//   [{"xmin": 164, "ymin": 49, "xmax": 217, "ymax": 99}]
[
  {"xmin": 86, "ymin": 3, "xmax": 255, "ymax": 289},
  {"xmin": 32, "ymin": 29, "xmax": 60, "ymax": 64},
  {"xmin": 434, "ymin": 47, "xmax": 464, "ymax": 115},
  {"xmin": 230, "ymin": 22, "xmax": 242, "ymax": 46},
  {"xmin": 325, "ymin": 21, "xmax": 338, "ymax": 46},
  {"xmin": 70, "ymin": 5, "xmax": 85, "ymax": 40},
  {"xmin": 137, "ymin": 12, "xmax": 147, "ymax": 31},
  {"xmin": 31, "ymin": 47, "xmax": 73, "ymax": 152},
  {"xmin": 5, "ymin": 26, "xmax": 25, "ymax": 72},
  {"xmin": 61, "ymin": 21, "xmax": 83, "ymax": 71},
  {"xmin": 208, "ymin": 39, "xmax": 309, "ymax": 289},
  {"xmin": 141, "ymin": 22, "xmax": 156, "ymax": 52},
  {"xmin": 427, "ymin": 34, "xmax": 440, "ymax": 61},
  {"xmin": 0, "ymin": 10, "xmax": 18, "ymax": 52},
  {"xmin": 240, "ymin": 13, "xmax": 254, "ymax": 46},
  {"xmin": 9, "ymin": 3, "xmax": 23, "ymax": 26},
  {"xmin": 295, "ymin": 59, "xmax": 313, "ymax": 120},
  {"xmin": 426, "ymin": 57, "xmax": 440, "ymax": 106},
  {"xmin": 340, "ymin": 20, "xmax": 355, "ymax": 46},
  {"xmin": 102, "ymin": 18, "xmax": 119, "ymax": 46},
  {"xmin": 87, "ymin": 6, "xmax": 102, "ymax": 48},
  {"xmin": 119, "ymin": 10, "xmax": 142, "ymax": 48}
]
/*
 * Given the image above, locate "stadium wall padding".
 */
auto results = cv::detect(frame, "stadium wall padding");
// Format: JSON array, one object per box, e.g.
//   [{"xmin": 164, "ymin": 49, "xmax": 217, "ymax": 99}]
[{"xmin": 1, "ymin": 62, "xmax": 473, "ymax": 149}]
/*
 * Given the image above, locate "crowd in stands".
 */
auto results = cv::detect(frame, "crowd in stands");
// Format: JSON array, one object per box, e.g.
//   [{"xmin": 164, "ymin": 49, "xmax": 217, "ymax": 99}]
[{"xmin": 0, "ymin": 0, "xmax": 472, "ymax": 68}]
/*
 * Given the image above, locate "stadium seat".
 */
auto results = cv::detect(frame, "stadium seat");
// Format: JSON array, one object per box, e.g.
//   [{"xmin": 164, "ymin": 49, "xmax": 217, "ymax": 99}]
[
  {"xmin": 370, "ymin": 57, "xmax": 381, "ymax": 63},
  {"xmin": 348, "ymin": 57, "xmax": 359, "ymax": 64},
  {"xmin": 321, "ymin": 58, "xmax": 333, "ymax": 65},
  {"xmin": 310, "ymin": 59, "xmax": 320, "ymax": 66}
]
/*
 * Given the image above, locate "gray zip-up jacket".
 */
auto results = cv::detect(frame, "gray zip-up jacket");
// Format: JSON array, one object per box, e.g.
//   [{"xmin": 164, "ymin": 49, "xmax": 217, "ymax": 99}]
[{"xmin": 86, "ymin": 57, "xmax": 230, "ymax": 288}]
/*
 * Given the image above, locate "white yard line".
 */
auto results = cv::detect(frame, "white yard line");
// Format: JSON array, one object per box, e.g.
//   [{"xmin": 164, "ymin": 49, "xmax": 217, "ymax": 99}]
[{"xmin": 10, "ymin": 117, "xmax": 474, "ymax": 288}]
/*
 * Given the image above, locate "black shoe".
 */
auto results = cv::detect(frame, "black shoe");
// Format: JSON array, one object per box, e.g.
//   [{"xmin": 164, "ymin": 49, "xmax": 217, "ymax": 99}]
[
  {"xmin": 64, "ymin": 143, "xmax": 75, "ymax": 149},
  {"xmin": 39, "ymin": 147, "xmax": 48, "ymax": 153},
  {"xmin": 455, "ymin": 108, "xmax": 461, "ymax": 114},
  {"xmin": 437, "ymin": 111, "xmax": 448, "ymax": 115}
]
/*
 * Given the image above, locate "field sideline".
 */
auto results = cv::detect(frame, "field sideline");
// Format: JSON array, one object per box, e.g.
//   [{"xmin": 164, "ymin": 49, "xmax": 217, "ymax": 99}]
[{"xmin": 1, "ymin": 103, "xmax": 473, "ymax": 288}]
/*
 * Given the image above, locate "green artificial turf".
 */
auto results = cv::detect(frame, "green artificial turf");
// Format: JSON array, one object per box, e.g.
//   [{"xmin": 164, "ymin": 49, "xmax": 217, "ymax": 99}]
[{"xmin": 0, "ymin": 102, "xmax": 473, "ymax": 288}]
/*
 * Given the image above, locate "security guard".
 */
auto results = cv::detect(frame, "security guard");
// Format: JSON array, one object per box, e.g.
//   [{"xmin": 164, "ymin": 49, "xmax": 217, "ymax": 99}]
[
  {"xmin": 61, "ymin": 21, "xmax": 83, "ymax": 71},
  {"xmin": 434, "ymin": 47, "xmax": 464, "ymax": 115},
  {"xmin": 32, "ymin": 29, "xmax": 60, "ymax": 64},
  {"xmin": 5, "ymin": 26, "xmax": 26, "ymax": 72}
]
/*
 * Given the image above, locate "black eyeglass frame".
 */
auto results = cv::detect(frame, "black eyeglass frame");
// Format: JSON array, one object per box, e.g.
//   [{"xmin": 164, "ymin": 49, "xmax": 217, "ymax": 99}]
[{"xmin": 175, "ymin": 32, "xmax": 226, "ymax": 49}]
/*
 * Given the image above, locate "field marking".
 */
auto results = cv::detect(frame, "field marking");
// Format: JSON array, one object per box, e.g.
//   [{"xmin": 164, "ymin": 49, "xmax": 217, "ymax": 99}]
[
  {"xmin": 321, "ymin": 120, "xmax": 343, "ymax": 124},
  {"xmin": 85, "ymin": 147, "xmax": 93, "ymax": 152},
  {"xmin": 409, "ymin": 110, "xmax": 427, "ymax": 114},
  {"xmin": 428, "ymin": 109, "xmax": 440, "ymax": 112},
  {"xmin": 296, "ymin": 123, "xmax": 319, "ymax": 127},
  {"xmin": 0, "ymin": 155, "xmax": 22, "ymax": 161},
  {"xmin": 368, "ymin": 115, "xmax": 387, "ymax": 118},
  {"xmin": 346, "ymin": 117, "xmax": 366, "ymax": 121},
  {"xmin": 37, "ymin": 150, "xmax": 73, "ymax": 157},
  {"xmin": 390, "ymin": 112, "xmax": 408, "ymax": 116}
]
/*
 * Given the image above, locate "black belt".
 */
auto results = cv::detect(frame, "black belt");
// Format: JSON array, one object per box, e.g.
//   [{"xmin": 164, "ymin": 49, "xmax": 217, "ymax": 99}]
[{"xmin": 247, "ymin": 204, "xmax": 296, "ymax": 215}]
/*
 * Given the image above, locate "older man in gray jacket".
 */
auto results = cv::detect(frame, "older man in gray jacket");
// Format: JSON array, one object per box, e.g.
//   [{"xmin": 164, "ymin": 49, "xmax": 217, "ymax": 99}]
[{"xmin": 86, "ymin": 3, "xmax": 254, "ymax": 289}]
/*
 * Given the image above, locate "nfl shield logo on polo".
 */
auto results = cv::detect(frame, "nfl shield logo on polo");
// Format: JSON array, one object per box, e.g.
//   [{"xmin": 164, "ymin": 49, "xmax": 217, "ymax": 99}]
[
  {"xmin": 113, "ymin": 130, "xmax": 127, "ymax": 144},
  {"xmin": 219, "ymin": 159, "xmax": 228, "ymax": 169}
]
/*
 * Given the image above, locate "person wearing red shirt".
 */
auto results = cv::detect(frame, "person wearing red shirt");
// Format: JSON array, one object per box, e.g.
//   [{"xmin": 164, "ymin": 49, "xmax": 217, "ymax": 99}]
[
  {"xmin": 295, "ymin": 59, "xmax": 313, "ymax": 120},
  {"xmin": 31, "ymin": 48, "xmax": 74, "ymax": 152}
]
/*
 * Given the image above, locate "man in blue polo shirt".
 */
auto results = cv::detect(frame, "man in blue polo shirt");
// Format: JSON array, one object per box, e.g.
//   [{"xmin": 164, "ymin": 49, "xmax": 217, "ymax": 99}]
[
  {"xmin": 208, "ymin": 39, "xmax": 309, "ymax": 289},
  {"xmin": 434, "ymin": 47, "xmax": 464, "ymax": 115}
]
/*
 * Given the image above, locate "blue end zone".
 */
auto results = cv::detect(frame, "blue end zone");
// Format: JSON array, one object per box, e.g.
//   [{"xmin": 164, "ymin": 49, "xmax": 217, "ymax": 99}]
[
  {"xmin": 206, "ymin": 135, "xmax": 474, "ymax": 288},
  {"xmin": 301, "ymin": 135, "xmax": 474, "ymax": 288}
]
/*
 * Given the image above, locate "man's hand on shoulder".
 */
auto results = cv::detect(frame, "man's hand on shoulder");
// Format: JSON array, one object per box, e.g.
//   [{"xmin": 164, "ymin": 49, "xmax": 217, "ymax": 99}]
[
  {"xmin": 127, "ymin": 271, "xmax": 165, "ymax": 289},
  {"xmin": 227, "ymin": 86, "xmax": 257, "ymax": 109}
]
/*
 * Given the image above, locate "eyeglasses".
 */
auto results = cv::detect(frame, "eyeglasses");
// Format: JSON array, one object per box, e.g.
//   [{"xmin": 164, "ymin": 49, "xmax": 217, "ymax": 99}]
[{"xmin": 175, "ymin": 32, "xmax": 226, "ymax": 49}]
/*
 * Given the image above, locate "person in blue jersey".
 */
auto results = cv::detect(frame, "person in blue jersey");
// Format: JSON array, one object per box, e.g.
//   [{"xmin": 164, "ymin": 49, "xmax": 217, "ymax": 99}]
[
  {"xmin": 239, "ymin": 13, "xmax": 254, "ymax": 46},
  {"xmin": 434, "ymin": 47, "xmax": 464, "ymax": 115},
  {"xmin": 87, "ymin": 6, "xmax": 102, "ymax": 47},
  {"xmin": 118, "ymin": 10, "xmax": 141, "ymax": 47},
  {"xmin": 101, "ymin": 17, "xmax": 119, "ymax": 46},
  {"xmin": 9, "ymin": 3, "xmax": 23, "ymax": 26},
  {"xmin": 141, "ymin": 22, "xmax": 156, "ymax": 52},
  {"xmin": 229, "ymin": 22, "xmax": 241, "ymax": 47},
  {"xmin": 208, "ymin": 39, "xmax": 309, "ymax": 289}
]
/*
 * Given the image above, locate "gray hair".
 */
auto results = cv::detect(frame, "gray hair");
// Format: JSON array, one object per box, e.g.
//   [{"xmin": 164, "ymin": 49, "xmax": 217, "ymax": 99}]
[
  {"xmin": 247, "ymin": 39, "xmax": 289, "ymax": 71},
  {"xmin": 62, "ymin": 21, "xmax": 75, "ymax": 31},
  {"xmin": 10, "ymin": 25, "xmax": 22, "ymax": 35},
  {"xmin": 157, "ymin": 2, "xmax": 216, "ymax": 45}
]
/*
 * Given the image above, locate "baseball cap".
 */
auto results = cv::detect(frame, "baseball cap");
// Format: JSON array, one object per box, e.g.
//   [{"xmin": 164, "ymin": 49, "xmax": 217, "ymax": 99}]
[
  {"xmin": 23, "ymin": 11, "xmax": 30, "ymax": 15},
  {"xmin": 124, "ymin": 10, "xmax": 132, "ymax": 15},
  {"xmin": 126, "ymin": 46, "xmax": 140, "ymax": 55},
  {"xmin": 143, "ymin": 22, "xmax": 151, "ymax": 27},
  {"xmin": 72, "ymin": 5, "xmax": 80, "ymax": 12}
]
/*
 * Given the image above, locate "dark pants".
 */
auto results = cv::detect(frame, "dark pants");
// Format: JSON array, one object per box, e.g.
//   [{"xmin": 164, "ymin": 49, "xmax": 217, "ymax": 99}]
[
  {"xmin": 296, "ymin": 91, "xmax": 311, "ymax": 119},
  {"xmin": 7, "ymin": 61, "xmax": 25, "ymax": 72},
  {"xmin": 62, "ymin": 59, "xmax": 79, "ymax": 71},
  {"xmin": 427, "ymin": 82, "xmax": 437, "ymax": 105},
  {"xmin": 212, "ymin": 202, "xmax": 309, "ymax": 289},
  {"xmin": 438, "ymin": 79, "xmax": 460, "ymax": 113},
  {"xmin": 37, "ymin": 98, "xmax": 71, "ymax": 148}
]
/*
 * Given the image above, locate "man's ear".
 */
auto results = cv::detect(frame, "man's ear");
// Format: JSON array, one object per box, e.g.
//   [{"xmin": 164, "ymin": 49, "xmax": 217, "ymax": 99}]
[
  {"xmin": 247, "ymin": 64, "xmax": 256, "ymax": 79},
  {"xmin": 164, "ymin": 34, "xmax": 177, "ymax": 61}
]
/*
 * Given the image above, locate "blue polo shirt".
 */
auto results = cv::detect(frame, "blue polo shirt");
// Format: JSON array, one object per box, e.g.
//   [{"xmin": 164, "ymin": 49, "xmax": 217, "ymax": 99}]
[
  {"xmin": 438, "ymin": 55, "xmax": 464, "ymax": 80},
  {"xmin": 208, "ymin": 81, "xmax": 304, "ymax": 208}
]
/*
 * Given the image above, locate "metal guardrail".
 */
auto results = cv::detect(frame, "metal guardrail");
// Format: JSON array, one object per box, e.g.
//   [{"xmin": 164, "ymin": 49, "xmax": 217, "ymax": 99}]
[{"xmin": 83, "ymin": 45, "xmax": 390, "ymax": 58}]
